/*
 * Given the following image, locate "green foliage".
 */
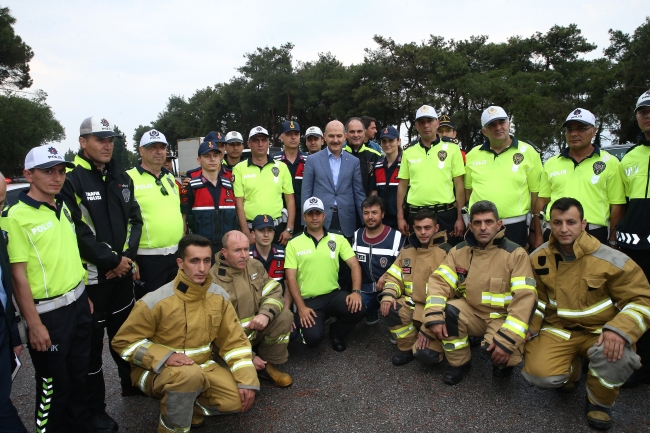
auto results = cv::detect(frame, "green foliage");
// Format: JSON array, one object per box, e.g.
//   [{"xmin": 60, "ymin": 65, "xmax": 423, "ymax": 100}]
[
  {"xmin": 135, "ymin": 19, "xmax": 650, "ymax": 154},
  {"xmin": 111, "ymin": 125, "xmax": 139, "ymax": 169},
  {"xmin": 0, "ymin": 7, "xmax": 33, "ymax": 89},
  {"xmin": 0, "ymin": 90, "xmax": 65, "ymax": 176}
]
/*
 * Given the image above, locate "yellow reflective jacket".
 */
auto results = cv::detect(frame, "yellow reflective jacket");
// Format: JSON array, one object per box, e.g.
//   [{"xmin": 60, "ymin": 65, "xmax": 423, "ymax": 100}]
[
  {"xmin": 380, "ymin": 231, "xmax": 450, "ymax": 322},
  {"xmin": 423, "ymin": 228, "xmax": 538, "ymax": 354},
  {"xmin": 529, "ymin": 231, "xmax": 650, "ymax": 344},
  {"xmin": 112, "ymin": 271, "xmax": 259, "ymax": 391},
  {"xmin": 209, "ymin": 253, "xmax": 285, "ymax": 339}
]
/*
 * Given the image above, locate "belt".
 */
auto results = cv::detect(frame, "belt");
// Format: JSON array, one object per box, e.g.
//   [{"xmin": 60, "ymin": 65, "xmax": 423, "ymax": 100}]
[
  {"xmin": 247, "ymin": 217, "xmax": 282, "ymax": 230},
  {"xmin": 409, "ymin": 203, "xmax": 455, "ymax": 213},
  {"xmin": 34, "ymin": 281, "xmax": 85, "ymax": 314},
  {"xmin": 588, "ymin": 223, "xmax": 606, "ymax": 231},
  {"xmin": 502, "ymin": 215, "xmax": 527, "ymax": 225},
  {"xmin": 137, "ymin": 244, "xmax": 179, "ymax": 256}
]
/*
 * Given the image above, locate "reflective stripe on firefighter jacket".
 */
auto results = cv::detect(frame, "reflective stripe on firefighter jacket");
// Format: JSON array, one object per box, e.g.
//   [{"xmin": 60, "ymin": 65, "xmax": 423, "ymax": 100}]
[
  {"xmin": 529, "ymin": 231, "xmax": 650, "ymax": 344},
  {"xmin": 112, "ymin": 271, "xmax": 259, "ymax": 390},
  {"xmin": 209, "ymin": 253, "xmax": 285, "ymax": 339},
  {"xmin": 249, "ymin": 244, "xmax": 285, "ymax": 282},
  {"xmin": 181, "ymin": 166, "xmax": 238, "ymax": 243},
  {"xmin": 423, "ymin": 227, "xmax": 538, "ymax": 354},
  {"xmin": 381, "ymin": 231, "xmax": 451, "ymax": 323},
  {"xmin": 352, "ymin": 226, "xmax": 403, "ymax": 293}
]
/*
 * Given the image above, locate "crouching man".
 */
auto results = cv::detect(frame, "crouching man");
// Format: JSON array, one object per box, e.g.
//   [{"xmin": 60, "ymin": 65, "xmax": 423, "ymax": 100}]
[
  {"xmin": 112, "ymin": 235, "xmax": 258, "ymax": 432},
  {"xmin": 210, "ymin": 230, "xmax": 294, "ymax": 387},
  {"xmin": 524, "ymin": 198, "xmax": 650, "ymax": 430}
]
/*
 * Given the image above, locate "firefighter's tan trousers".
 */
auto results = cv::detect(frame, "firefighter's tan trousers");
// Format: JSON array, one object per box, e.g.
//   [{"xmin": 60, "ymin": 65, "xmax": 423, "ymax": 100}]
[
  {"xmin": 442, "ymin": 298, "xmax": 523, "ymax": 367},
  {"xmin": 132, "ymin": 362, "xmax": 242, "ymax": 433},
  {"xmin": 244, "ymin": 308, "xmax": 293, "ymax": 365},
  {"xmin": 386, "ymin": 298, "xmax": 443, "ymax": 362},
  {"xmin": 522, "ymin": 331, "xmax": 638, "ymax": 408}
]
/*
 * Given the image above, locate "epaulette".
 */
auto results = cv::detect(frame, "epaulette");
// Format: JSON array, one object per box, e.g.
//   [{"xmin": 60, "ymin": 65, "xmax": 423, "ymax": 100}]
[
  {"xmin": 454, "ymin": 241, "xmax": 469, "ymax": 250},
  {"xmin": 441, "ymin": 136, "xmax": 459, "ymax": 145},
  {"xmin": 437, "ymin": 242, "xmax": 453, "ymax": 253},
  {"xmin": 495, "ymin": 236, "xmax": 520, "ymax": 253}
]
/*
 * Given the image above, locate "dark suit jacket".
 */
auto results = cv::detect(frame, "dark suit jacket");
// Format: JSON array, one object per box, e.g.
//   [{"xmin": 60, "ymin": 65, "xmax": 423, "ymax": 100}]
[
  {"xmin": 302, "ymin": 148, "xmax": 366, "ymax": 238},
  {"xmin": 0, "ymin": 231, "xmax": 20, "ymax": 348}
]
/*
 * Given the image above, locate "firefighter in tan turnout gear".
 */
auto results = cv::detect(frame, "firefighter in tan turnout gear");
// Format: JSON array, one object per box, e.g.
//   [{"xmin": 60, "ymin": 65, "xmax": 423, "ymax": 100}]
[
  {"xmin": 210, "ymin": 229, "xmax": 293, "ymax": 387},
  {"xmin": 112, "ymin": 235, "xmax": 259, "ymax": 433},
  {"xmin": 426, "ymin": 200, "xmax": 537, "ymax": 385},
  {"xmin": 523, "ymin": 197, "xmax": 650, "ymax": 431},
  {"xmin": 380, "ymin": 209, "xmax": 451, "ymax": 366}
]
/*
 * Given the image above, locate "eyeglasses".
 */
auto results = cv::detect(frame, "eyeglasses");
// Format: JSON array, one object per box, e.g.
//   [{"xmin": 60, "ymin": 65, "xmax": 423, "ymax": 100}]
[
  {"xmin": 155, "ymin": 178, "xmax": 168, "ymax": 196},
  {"xmin": 564, "ymin": 126, "xmax": 593, "ymax": 133}
]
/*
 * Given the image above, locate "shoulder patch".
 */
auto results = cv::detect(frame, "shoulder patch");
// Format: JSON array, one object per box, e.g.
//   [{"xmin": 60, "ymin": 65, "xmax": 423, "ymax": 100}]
[
  {"xmin": 454, "ymin": 241, "xmax": 469, "ymax": 250},
  {"xmin": 591, "ymin": 245, "xmax": 629, "ymax": 270},
  {"xmin": 437, "ymin": 242, "xmax": 453, "ymax": 253},
  {"xmin": 497, "ymin": 238, "xmax": 521, "ymax": 253},
  {"xmin": 141, "ymin": 282, "xmax": 176, "ymax": 310},
  {"xmin": 207, "ymin": 283, "xmax": 231, "ymax": 301},
  {"xmin": 441, "ymin": 136, "xmax": 459, "ymax": 144},
  {"xmin": 530, "ymin": 242, "xmax": 549, "ymax": 257}
]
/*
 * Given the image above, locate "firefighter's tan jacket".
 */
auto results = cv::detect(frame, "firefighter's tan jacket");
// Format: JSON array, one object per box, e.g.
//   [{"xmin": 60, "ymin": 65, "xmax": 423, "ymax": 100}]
[
  {"xmin": 380, "ymin": 231, "xmax": 450, "ymax": 322},
  {"xmin": 112, "ymin": 270, "xmax": 259, "ymax": 391},
  {"xmin": 209, "ymin": 253, "xmax": 285, "ymax": 332},
  {"xmin": 529, "ymin": 231, "xmax": 650, "ymax": 344},
  {"xmin": 423, "ymin": 228, "xmax": 538, "ymax": 354}
]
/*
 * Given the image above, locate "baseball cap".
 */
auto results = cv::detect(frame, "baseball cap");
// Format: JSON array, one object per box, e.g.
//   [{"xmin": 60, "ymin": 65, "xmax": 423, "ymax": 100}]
[
  {"xmin": 204, "ymin": 131, "xmax": 226, "ymax": 144},
  {"xmin": 415, "ymin": 105, "xmax": 438, "ymax": 120},
  {"xmin": 79, "ymin": 116, "xmax": 120, "ymax": 138},
  {"xmin": 303, "ymin": 197, "xmax": 325, "ymax": 213},
  {"xmin": 562, "ymin": 108, "xmax": 596, "ymax": 127},
  {"xmin": 25, "ymin": 145, "xmax": 74, "ymax": 170},
  {"xmin": 198, "ymin": 140, "xmax": 223, "ymax": 156},
  {"xmin": 281, "ymin": 120, "xmax": 300, "ymax": 134},
  {"xmin": 305, "ymin": 126, "xmax": 323, "ymax": 138},
  {"xmin": 439, "ymin": 114, "xmax": 455, "ymax": 129},
  {"xmin": 225, "ymin": 131, "xmax": 243, "ymax": 143},
  {"xmin": 252, "ymin": 214, "xmax": 275, "ymax": 231},
  {"xmin": 379, "ymin": 126, "xmax": 399, "ymax": 140},
  {"xmin": 140, "ymin": 129, "xmax": 168, "ymax": 147},
  {"xmin": 249, "ymin": 126, "xmax": 269, "ymax": 139},
  {"xmin": 635, "ymin": 90, "xmax": 650, "ymax": 112},
  {"xmin": 481, "ymin": 106, "xmax": 508, "ymax": 127}
]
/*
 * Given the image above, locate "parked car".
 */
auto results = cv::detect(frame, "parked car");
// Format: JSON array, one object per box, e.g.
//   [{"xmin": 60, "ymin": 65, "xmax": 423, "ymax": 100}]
[
  {"xmin": 600, "ymin": 143, "xmax": 636, "ymax": 160},
  {"xmin": 4, "ymin": 182, "xmax": 30, "ymax": 209}
]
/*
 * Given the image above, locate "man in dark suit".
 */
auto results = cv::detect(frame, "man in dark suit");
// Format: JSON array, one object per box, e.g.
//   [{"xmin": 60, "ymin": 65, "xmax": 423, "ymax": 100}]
[
  {"xmin": 302, "ymin": 120, "xmax": 366, "ymax": 239},
  {"xmin": 0, "ymin": 175, "xmax": 27, "ymax": 432}
]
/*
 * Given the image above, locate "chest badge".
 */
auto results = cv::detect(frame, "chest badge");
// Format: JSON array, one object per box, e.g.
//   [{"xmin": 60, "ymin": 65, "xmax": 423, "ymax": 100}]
[
  {"xmin": 593, "ymin": 161, "xmax": 606, "ymax": 175},
  {"xmin": 327, "ymin": 240, "xmax": 336, "ymax": 259},
  {"xmin": 512, "ymin": 153, "xmax": 524, "ymax": 172},
  {"xmin": 271, "ymin": 166, "xmax": 280, "ymax": 183},
  {"xmin": 380, "ymin": 257, "xmax": 388, "ymax": 268},
  {"xmin": 167, "ymin": 177, "xmax": 178, "ymax": 194},
  {"xmin": 437, "ymin": 150, "xmax": 447, "ymax": 169},
  {"xmin": 404, "ymin": 258, "xmax": 411, "ymax": 267},
  {"xmin": 122, "ymin": 188, "xmax": 130, "ymax": 203}
]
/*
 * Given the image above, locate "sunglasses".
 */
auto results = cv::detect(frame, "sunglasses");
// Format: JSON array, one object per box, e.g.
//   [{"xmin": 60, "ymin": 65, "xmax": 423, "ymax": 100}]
[{"xmin": 155, "ymin": 178, "xmax": 168, "ymax": 196}]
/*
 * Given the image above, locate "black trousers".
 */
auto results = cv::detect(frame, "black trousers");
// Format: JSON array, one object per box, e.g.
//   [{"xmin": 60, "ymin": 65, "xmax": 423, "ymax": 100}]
[
  {"xmin": 135, "ymin": 254, "xmax": 178, "ymax": 299},
  {"xmin": 29, "ymin": 290, "xmax": 92, "ymax": 433},
  {"xmin": 296, "ymin": 290, "xmax": 365, "ymax": 348},
  {"xmin": 0, "ymin": 318, "xmax": 26, "ymax": 433},
  {"xmin": 620, "ymin": 247, "xmax": 650, "ymax": 376},
  {"xmin": 503, "ymin": 220, "xmax": 528, "ymax": 248},
  {"xmin": 329, "ymin": 211, "xmax": 354, "ymax": 291},
  {"xmin": 85, "ymin": 278, "xmax": 134, "ymax": 412}
]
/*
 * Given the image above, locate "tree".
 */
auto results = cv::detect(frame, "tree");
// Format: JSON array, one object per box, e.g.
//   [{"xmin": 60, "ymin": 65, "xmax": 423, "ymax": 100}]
[
  {"xmin": 64, "ymin": 148, "xmax": 76, "ymax": 162},
  {"xmin": 0, "ymin": 90, "xmax": 65, "ymax": 176},
  {"xmin": 0, "ymin": 7, "xmax": 33, "ymax": 89}
]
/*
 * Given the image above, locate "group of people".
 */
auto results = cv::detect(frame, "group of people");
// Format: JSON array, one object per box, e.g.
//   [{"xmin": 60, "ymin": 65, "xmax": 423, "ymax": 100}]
[{"xmin": 1, "ymin": 89, "xmax": 650, "ymax": 432}]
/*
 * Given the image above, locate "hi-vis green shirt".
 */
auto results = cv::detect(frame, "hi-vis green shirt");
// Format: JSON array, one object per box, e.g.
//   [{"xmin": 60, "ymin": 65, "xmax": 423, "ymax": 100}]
[
  {"xmin": 233, "ymin": 156, "xmax": 294, "ymax": 221},
  {"xmin": 1, "ymin": 193, "xmax": 85, "ymax": 300},
  {"xmin": 285, "ymin": 230, "xmax": 355, "ymax": 298},
  {"xmin": 465, "ymin": 137, "xmax": 543, "ymax": 219},
  {"xmin": 617, "ymin": 139, "xmax": 650, "ymax": 250},
  {"xmin": 127, "ymin": 164, "xmax": 183, "ymax": 251},
  {"xmin": 540, "ymin": 147, "xmax": 625, "ymax": 226},
  {"xmin": 398, "ymin": 137, "xmax": 465, "ymax": 206}
]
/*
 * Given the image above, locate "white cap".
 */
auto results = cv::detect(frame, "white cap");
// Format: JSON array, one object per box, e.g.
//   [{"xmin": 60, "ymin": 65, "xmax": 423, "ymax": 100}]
[
  {"xmin": 303, "ymin": 197, "xmax": 324, "ymax": 213},
  {"xmin": 305, "ymin": 126, "xmax": 323, "ymax": 138},
  {"xmin": 79, "ymin": 116, "xmax": 120, "ymax": 138},
  {"xmin": 636, "ymin": 90, "xmax": 650, "ymax": 112},
  {"xmin": 248, "ymin": 126, "xmax": 269, "ymax": 139},
  {"xmin": 25, "ymin": 145, "xmax": 74, "ymax": 170},
  {"xmin": 225, "ymin": 131, "xmax": 243, "ymax": 143},
  {"xmin": 415, "ymin": 105, "xmax": 438, "ymax": 120},
  {"xmin": 562, "ymin": 108, "xmax": 595, "ymax": 127},
  {"xmin": 139, "ymin": 129, "xmax": 168, "ymax": 147},
  {"xmin": 481, "ymin": 106, "xmax": 508, "ymax": 127}
]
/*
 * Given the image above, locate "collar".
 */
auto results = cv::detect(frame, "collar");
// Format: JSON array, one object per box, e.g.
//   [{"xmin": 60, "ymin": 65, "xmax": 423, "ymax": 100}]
[
  {"xmin": 418, "ymin": 135, "xmax": 441, "ymax": 150},
  {"xmin": 136, "ymin": 163, "xmax": 170, "ymax": 179},
  {"xmin": 303, "ymin": 227, "xmax": 329, "ymax": 246},
  {"xmin": 75, "ymin": 151, "xmax": 118, "ymax": 175},
  {"xmin": 173, "ymin": 270, "xmax": 213, "ymax": 302},
  {"xmin": 407, "ymin": 230, "xmax": 447, "ymax": 248},
  {"xmin": 344, "ymin": 143, "xmax": 366, "ymax": 154},
  {"xmin": 278, "ymin": 151, "xmax": 306, "ymax": 162},
  {"xmin": 548, "ymin": 230, "xmax": 601, "ymax": 260},
  {"xmin": 479, "ymin": 135, "xmax": 518, "ymax": 153},
  {"xmin": 637, "ymin": 132, "xmax": 650, "ymax": 146},
  {"xmin": 327, "ymin": 147, "xmax": 342, "ymax": 159},
  {"xmin": 19, "ymin": 191, "xmax": 64, "ymax": 217},
  {"xmin": 559, "ymin": 145, "xmax": 600, "ymax": 165},
  {"xmin": 247, "ymin": 154, "xmax": 274, "ymax": 167},
  {"xmin": 380, "ymin": 152, "xmax": 401, "ymax": 166},
  {"xmin": 464, "ymin": 226, "xmax": 506, "ymax": 249}
]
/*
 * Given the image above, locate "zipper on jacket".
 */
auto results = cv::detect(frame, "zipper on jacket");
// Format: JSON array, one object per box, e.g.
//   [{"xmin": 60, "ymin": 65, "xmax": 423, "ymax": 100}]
[
  {"xmin": 183, "ymin": 303, "xmax": 188, "ymax": 354},
  {"xmin": 645, "ymin": 156, "xmax": 650, "ymax": 198}
]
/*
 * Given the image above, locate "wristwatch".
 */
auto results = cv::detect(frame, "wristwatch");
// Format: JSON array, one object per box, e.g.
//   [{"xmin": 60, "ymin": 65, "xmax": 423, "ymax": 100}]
[
  {"xmin": 352, "ymin": 289, "xmax": 361, "ymax": 295},
  {"xmin": 608, "ymin": 240, "xmax": 617, "ymax": 247},
  {"xmin": 286, "ymin": 228, "xmax": 294, "ymax": 234}
]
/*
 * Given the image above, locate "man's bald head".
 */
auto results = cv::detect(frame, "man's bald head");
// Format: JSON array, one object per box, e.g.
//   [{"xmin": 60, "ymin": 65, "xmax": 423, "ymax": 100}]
[
  {"xmin": 324, "ymin": 120, "xmax": 346, "ymax": 154},
  {"xmin": 221, "ymin": 230, "xmax": 250, "ymax": 270},
  {"xmin": 325, "ymin": 120, "xmax": 344, "ymax": 135}
]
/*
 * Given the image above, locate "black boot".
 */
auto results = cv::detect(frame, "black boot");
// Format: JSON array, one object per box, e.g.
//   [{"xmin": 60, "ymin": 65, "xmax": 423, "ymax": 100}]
[
  {"xmin": 391, "ymin": 350, "xmax": 414, "ymax": 366},
  {"xmin": 90, "ymin": 411, "xmax": 119, "ymax": 432},
  {"xmin": 413, "ymin": 348, "xmax": 442, "ymax": 366},
  {"xmin": 443, "ymin": 361, "xmax": 472, "ymax": 385},
  {"xmin": 492, "ymin": 365, "xmax": 514, "ymax": 377},
  {"xmin": 586, "ymin": 397, "xmax": 612, "ymax": 430},
  {"xmin": 329, "ymin": 326, "xmax": 346, "ymax": 352}
]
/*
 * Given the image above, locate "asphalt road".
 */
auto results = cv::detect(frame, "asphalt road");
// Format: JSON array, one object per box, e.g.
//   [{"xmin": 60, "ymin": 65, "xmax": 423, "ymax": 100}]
[{"xmin": 10, "ymin": 319, "xmax": 650, "ymax": 432}]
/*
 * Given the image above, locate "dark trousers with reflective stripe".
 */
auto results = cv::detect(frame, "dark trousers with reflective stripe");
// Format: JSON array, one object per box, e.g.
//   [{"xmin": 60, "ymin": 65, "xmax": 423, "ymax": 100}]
[
  {"xmin": 135, "ymin": 254, "xmax": 178, "ymax": 299},
  {"xmin": 29, "ymin": 290, "xmax": 92, "ymax": 433},
  {"xmin": 621, "ymin": 247, "xmax": 650, "ymax": 380},
  {"xmin": 0, "ymin": 318, "xmax": 27, "ymax": 432},
  {"xmin": 295, "ymin": 290, "xmax": 365, "ymax": 348},
  {"xmin": 85, "ymin": 278, "xmax": 135, "ymax": 413}
]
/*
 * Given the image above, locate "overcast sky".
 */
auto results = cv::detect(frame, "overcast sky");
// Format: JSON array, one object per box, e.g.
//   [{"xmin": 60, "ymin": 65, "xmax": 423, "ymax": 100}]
[{"xmin": 6, "ymin": 0, "xmax": 649, "ymax": 152}]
